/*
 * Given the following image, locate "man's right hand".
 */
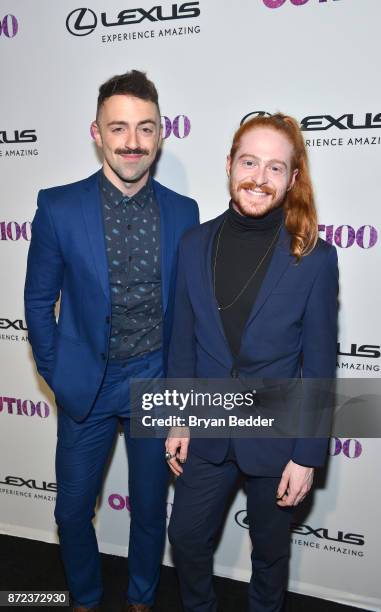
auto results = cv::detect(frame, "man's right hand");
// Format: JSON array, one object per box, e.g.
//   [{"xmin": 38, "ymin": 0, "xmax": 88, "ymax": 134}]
[{"xmin": 165, "ymin": 427, "xmax": 190, "ymax": 476}]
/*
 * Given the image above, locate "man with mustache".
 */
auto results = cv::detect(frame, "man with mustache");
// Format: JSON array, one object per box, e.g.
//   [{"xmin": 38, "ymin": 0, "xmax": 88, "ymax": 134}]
[
  {"xmin": 24, "ymin": 70, "xmax": 199, "ymax": 612},
  {"xmin": 166, "ymin": 114, "xmax": 338, "ymax": 612}
]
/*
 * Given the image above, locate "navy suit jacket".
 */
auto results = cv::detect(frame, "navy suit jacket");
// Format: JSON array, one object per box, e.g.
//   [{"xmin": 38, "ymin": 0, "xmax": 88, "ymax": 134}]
[
  {"xmin": 168, "ymin": 212, "xmax": 338, "ymax": 476},
  {"xmin": 24, "ymin": 170, "xmax": 199, "ymax": 421}
]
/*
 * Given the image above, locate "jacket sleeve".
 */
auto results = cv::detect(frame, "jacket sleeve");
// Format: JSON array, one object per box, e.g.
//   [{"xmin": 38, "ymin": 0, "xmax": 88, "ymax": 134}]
[
  {"xmin": 167, "ymin": 237, "xmax": 197, "ymax": 378},
  {"xmin": 24, "ymin": 190, "xmax": 64, "ymax": 386},
  {"xmin": 292, "ymin": 246, "xmax": 339, "ymax": 467}
]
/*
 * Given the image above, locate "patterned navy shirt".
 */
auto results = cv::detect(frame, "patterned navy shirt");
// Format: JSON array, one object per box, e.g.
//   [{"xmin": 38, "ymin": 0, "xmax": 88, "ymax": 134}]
[{"xmin": 100, "ymin": 172, "xmax": 162, "ymax": 360}]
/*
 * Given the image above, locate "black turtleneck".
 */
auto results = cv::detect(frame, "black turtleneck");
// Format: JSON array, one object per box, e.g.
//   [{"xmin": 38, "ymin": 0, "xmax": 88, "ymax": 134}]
[{"xmin": 212, "ymin": 203, "xmax": 283, "ymax": 356}]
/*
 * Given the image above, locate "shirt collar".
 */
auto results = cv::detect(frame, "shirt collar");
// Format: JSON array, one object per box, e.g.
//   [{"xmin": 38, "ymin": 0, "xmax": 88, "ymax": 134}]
[
  {"xmin": 228, "ymin": 199, "xmax": 284, "ymax": 232},
  {"xmin": 100, "ymin": 171, "xmax": 153, "ymax": 209},
  {"xmin": 132, "ymin": 177, "xmax": 154, "ymax": 209}
]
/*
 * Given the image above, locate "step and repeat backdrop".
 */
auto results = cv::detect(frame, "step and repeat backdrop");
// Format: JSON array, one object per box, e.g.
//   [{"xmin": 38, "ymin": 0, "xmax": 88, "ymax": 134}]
[{"xmin": 1, "ymin": 0, "xmax": 380, "ymax": 610}]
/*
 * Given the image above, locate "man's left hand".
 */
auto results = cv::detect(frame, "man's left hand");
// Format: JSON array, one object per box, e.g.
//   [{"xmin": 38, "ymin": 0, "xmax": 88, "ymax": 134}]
[{"xmin": 276, "ymin": 460, "xmax": 314, "ymax": 507}]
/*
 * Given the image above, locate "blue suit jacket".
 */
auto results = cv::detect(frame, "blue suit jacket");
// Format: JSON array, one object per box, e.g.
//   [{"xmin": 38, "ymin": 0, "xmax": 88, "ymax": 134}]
[
  {"xmin": 24, "ymin": 170, "xmax": 199, "ymax": 421},
  {"xmin": 168, "ymin": 212, "xmax": 338, "ymax": 475}
]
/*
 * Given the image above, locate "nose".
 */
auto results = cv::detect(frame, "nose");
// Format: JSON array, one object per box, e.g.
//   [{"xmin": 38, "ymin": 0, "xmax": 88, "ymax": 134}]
[
  {"xmin": 124, "ymin": 128, "xmax": 138, "ymax": 151},
  {"xmin": 253, "ymin": 164, "xmax": 267, "ymax": 186}
]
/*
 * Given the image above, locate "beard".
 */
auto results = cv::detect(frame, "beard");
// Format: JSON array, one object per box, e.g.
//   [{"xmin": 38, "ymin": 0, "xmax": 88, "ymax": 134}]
[{"xmin": 230, "ymin": 178, "xmax": 284, "ymax": 218}]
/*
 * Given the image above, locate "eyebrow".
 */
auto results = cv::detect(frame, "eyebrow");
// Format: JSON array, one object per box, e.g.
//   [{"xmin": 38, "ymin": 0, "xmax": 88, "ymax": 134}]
[
  {"xmin": 107, "ymin": 119, "xmax": 157, "ymax": 127},
  {"xmin": 238, "ymin": 154, "xmax": 288, "ymax": 168}
]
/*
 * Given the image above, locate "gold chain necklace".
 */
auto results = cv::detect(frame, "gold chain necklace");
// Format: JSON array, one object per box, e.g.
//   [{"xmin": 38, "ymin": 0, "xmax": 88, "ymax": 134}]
[{"xmin": 213, "ymin": 218, "xmax": 282, "ymax": 311}]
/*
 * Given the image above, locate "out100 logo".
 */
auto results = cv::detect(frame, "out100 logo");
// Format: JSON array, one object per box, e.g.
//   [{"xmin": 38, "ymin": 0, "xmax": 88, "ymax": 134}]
[
  {"xmin": 0, "ymin": 221, "xmax": 31, "ymax": 241},
  {"xmin": 329, "ymin": 437, "xmax": 362, "ymax": 459},
  {"xmin": 161, "ymin": 115, "xmax": 191, "ymax": 140},
  {"xmin": 0, "ymin": 15, "xmax": 18, "ymax": 38},
  {"xmin": 263, "ymin": 0, "xmax": 340, "ymax": 7},
  {"xmin": 318, "ymin": 224, "xmax": 378, "ymax": 249}
]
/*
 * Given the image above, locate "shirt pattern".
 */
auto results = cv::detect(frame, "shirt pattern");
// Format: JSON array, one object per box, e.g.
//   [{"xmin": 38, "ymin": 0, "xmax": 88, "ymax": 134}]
[{"xmin": 100, "ymin": 172, "xmax": 163, "ymax": 360}]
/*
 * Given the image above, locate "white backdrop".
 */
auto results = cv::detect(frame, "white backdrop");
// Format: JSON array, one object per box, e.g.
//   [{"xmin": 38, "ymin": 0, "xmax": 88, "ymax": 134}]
[{"xmin": 0, "ymin": 1, "xmax": 380, "ymax": 610}]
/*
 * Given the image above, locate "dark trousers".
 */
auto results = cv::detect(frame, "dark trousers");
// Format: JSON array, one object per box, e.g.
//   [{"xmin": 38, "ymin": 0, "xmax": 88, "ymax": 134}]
[
  {"xmin": 55, "ymin": 350, "xmax": 169, "ymax": 608},
  {"xmin": 168, "ymin": 447, "xmax": 293, "ymax": 612}
]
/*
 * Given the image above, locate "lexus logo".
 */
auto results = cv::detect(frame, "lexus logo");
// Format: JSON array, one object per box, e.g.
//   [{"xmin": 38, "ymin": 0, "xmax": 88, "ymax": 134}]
[
  {"xmin": 66, "ymin": 8, "xmax": 97, "ymax": 36},
  {"xmin": 235, "ymin": 510, "xmax": 249, "ymax": 529},
  {"xmin": 66, "ymin": 4, "xmax": 200, "ymax": 36},
  {"xmin": 240, "ymin": 111, "xmax": 272, "ymax": 125}
]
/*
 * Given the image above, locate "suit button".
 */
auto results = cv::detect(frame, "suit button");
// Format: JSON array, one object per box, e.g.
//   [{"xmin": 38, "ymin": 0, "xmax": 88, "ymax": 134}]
[
  {"xmin": 101, "ymin": 353, "xmax": 106, "ymax": 360},
  {"xmin": 105, "ymin": 316, "xmax": 110, "ymax": 324},
  {"xmin": 230, "ymin": 368, "xmax": 239, "ymax": 378}
]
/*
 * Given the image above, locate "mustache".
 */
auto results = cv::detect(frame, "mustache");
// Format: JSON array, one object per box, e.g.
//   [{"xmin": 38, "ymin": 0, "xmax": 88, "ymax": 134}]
[
  {"xmin": 237, "ymin": 180, "xmax": 276, "ymax": 197},
  {"xmin": 115, "ymin": 147, "xmax": 149, "ymax": 156}
]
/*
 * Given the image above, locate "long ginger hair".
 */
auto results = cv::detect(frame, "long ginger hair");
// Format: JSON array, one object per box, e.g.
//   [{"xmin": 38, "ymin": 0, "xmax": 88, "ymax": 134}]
[{"xmin": 230, "ymin": 113, "xmax": 318, "ymax": 261}]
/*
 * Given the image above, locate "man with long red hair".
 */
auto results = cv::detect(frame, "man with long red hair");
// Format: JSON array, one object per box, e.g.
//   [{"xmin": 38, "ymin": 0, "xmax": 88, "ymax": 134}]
[{"xmin": 165, "ymin": 113, "xmax": 338, "ymax": 611}]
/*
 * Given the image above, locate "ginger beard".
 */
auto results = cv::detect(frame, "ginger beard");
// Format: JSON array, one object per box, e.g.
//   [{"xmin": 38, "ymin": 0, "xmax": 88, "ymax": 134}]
[
  {"xmin": 227, "ymin": 126, "xmax": 298, "ymax": 218},
  {"xmin": 230, "ymin": 178, "xmax": 283, "ymax": 218}
]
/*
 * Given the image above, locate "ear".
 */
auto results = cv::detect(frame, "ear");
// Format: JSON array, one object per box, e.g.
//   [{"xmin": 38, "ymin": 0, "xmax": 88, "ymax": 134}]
[
  {"xmin": 287, "ymin": 168, "xmax": 298, "ymax": 192},
  {"xmin": 158, "ymin": 122, "xmax": 163, "ymax": 149},
  {"xmin": 91, "ymin": 121, "xmax": 102, "ymax": 147},
  {"xmin": 226, "ymin": 154, "xmax": 232, "ymax": 177}
]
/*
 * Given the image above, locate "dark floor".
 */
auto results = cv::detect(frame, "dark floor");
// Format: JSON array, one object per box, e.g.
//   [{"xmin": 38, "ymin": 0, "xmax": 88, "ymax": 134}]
[{"xmin": 0, "ymin": 535, "xmax": 368, "ymax": 612}]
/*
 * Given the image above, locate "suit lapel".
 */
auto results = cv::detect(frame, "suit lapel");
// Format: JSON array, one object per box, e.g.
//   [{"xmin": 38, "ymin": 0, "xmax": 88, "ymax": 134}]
[
  {"xmin": 153, "ymin": 180, "xmax": 174, "ymax": 314},
  {"xmin": 81, "ymin": 171, "xmax": 110, "ymax": 301},
  {"xmin": 204, "ymin": 213, "xmax": 233, "ymax": 363},
  {"xmin": 243, "ymin": 224, "xmax": 293, "ymax": 331}
]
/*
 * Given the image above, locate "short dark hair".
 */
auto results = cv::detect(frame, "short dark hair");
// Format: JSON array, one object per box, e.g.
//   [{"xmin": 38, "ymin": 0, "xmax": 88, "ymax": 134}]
[{"xmin": 96, "ymin": 69, "xmax": 160, "ymax": 119}]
